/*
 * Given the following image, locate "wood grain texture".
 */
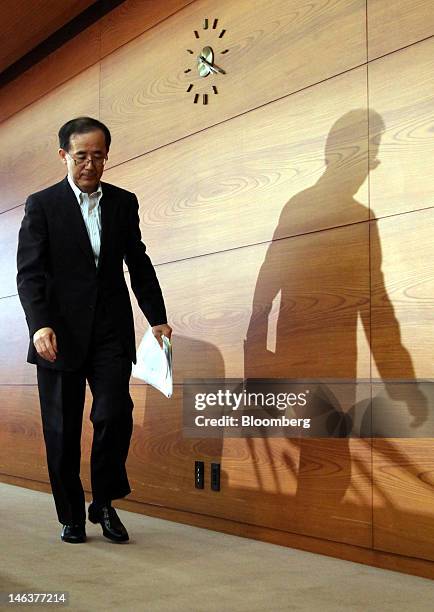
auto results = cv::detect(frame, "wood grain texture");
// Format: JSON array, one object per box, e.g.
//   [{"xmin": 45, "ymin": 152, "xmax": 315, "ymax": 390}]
[
  {"xmin": 1, "ymin": 344, "xmax": 429, "ymax": 557},
  {"xmin": 371, "ymin": 209, "xmax": 434, "ymax": 380},
  {"xmin": 0, "ymin": 0, "xmax": 94, "ymax": 72},
  {"xmin": 6, "ymin": 216, "xmax": 372, "ymax": 385},
  {"xmin": 0, "ymin": 386, "xmax": 46, "ymax": 481},
  {"xmin": 370, "ymin": 202, "xmax": 434, "ymax": 561},
  {"xmin": 373, "ymin": 439, "xmax": 434, "ymax": 562},
  {"xmin": 0, "ymin": 296, "xmax": 37, "ymax": 385},
  {"xmin": 368, "ymin": 38, "xmax": 434, "ymax": 219},
  {"xmin": 0, "ymin": 64, "xmax": 99, "ymax": 213},
  {"xmin": 368, "ymin": 0, "xmax": 434, "ymax": 60},
  {"xmin": 0, "ymin": 0, "xmax": 433, "ymax": 573},
  {"xmin": 0, "ymin": 382, "xmax": 371, "ymax": 547},
  {"xmin": 0, "ymin": 206, "xmax": 23, "ymax": 298},
  {"xmin": 100, "ymin": 0, "xmax": 366, "ymax": 166},
  {"xmin": 86, "ymin": 386, "xmax": 372, "ymax": 547},
  {"xmin": 0, "ymin": 1, "xmax": 195, "ymax": 123},
  {"xmin": 0, "ymin": 22, "xmax": 100, "ymax": 124},
  {"xmin": 7, "ymin": 380, "xmax": 434, "ymax": 554},
  {"xmin": 127, "ymin": 222, "xmax": 371, "ymax": 382},
  {"xmin": 0, "ymin": 384, "xmax": 94, "ymax": 488},
  {"xmin": 105, "ymin": 66, "xmax": 370, "ymax": 265},
  {"xmin": 0, "ymin": 276, "xmax": 227, "ymax": 387},
  {"xmin": 371, "ymin": 381, "xmax": 433, "ymax": 439},
  {"xmin": 100, "ymin": 0, "xmax": 196, "ymax": 58},
  {"xmin": 125, "ymin": 248, "xmax": 256, "ymax": 380}
]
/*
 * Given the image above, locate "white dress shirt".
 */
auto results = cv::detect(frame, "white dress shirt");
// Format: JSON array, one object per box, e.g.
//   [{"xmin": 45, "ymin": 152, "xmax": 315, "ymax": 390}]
[{"xmin": 67, "ymin": 174, "xmax": 103, "ymax": 267}]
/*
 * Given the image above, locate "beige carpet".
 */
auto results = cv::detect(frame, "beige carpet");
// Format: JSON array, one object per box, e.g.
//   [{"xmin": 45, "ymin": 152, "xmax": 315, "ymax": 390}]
[{"xmin": 1, "ymin": 482, "xmax": 433, "ymax": 612}]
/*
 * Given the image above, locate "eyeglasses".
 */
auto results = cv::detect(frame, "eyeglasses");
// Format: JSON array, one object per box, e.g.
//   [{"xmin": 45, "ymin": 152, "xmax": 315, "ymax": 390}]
[{"xmin": 66, "ymin": 152, "xmax": 107, "ymax": 168}]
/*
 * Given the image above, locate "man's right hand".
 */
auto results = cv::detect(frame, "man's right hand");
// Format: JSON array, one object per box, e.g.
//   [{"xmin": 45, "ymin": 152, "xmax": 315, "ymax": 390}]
[{"xmin": 33, "ymin": 327, "xmax": 58, "ymax": 362}]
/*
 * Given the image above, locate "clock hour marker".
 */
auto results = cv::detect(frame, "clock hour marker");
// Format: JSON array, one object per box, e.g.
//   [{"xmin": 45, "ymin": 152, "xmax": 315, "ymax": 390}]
[{"xmin": 188, "ymin": 22, "xmax": 226, "ymax": 106}]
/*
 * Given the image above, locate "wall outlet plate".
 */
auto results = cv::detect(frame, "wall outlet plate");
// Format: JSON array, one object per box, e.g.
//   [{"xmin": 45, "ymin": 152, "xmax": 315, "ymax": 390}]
[
  {"xmin": 211, "ymin": 462, "xmax": 221, "ymax": 491},
  {"xmin": 195, "ymin": 460, "xmax": 204, "ymax": 489}
]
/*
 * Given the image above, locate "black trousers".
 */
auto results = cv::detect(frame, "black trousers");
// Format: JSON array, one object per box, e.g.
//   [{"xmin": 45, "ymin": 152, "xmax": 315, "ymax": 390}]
[{"xmin": 36, "ymin": 297, "xmax": 133, "ymax": 525}]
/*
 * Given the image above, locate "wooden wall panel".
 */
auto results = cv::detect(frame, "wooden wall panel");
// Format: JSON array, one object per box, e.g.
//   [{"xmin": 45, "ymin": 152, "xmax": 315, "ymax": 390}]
[
  {"xmin": 371, "ymin": 381, "xmax": 434, "ymax": 440},
  {"xmin": 119, "ymin": 388, "xmax": 373, "ymax": 548},
  {"xmin": 105, "ymin": 66, "xmax": 370, "ymax": 265},
  {"xmin": 100, "ymin": 0, "xmax": 366, "ymax": 166},
  {"xmin": 127, "ymin": 222, "xmax": 371, "ymax": 382},
  {"xmin": 0, "ymin": 296, "xmax": 36, "ymax": 385},
  {"xmin": 0, "ymin": 65, "xmax": 99, "ymax": 213},
  {"xmin": 0, "ymin": 386, "xmax": 46, "ymax": 482},
  {"xmin": 126, "ymin": 245, "xmax": 263, "ymax": 381},
  {"xmin": 1, "ymin": 0, "xmax": 433, "ymax": 575},
  {"xmin": 0, "ymin": 23, "xmax": 100, "ymax": 124},
  {"xmin": 0, "ymin": 0, "xmax": 94, "ymax": 72},
  {"xmin": 371, "ymin": 208, "xmax": 434, "ymax": 561},
  {"xmin": 368, "ymin": 38, "xmax": 434, "ymax": 219},
  {"xmin": 0, "ymin": 1, "xmax": 195, "ymax": 123},
  {"xmin": 4, "ymin": 217, "xmax": 372, "ymax": 385},
  {"xmin": 0, "ymin": 206, "xmax": 24, "ymax": 298},
  {"xmin": 373, "ymin": 439, "xmax": 434, "ymax": 562},
  {"xmin": 100, "ymin": 0, "xmax": 196, "ymax": 57},
  {"xmin": 0, "ymin": 382, "xmax": 372, "ymax": 548},
  {"xmin": 371, "ymin": 209, "xmax": 434, "ymax": 380},
  {"xmin": 368, "ymin": 0, "xmax": 434, "ymax": 60}
]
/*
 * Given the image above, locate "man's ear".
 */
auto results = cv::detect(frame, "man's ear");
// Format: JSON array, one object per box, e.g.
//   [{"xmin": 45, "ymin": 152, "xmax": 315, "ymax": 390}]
[{"xmin": 58, "ymin": 148, "xmax": 67, "ymax": 165}]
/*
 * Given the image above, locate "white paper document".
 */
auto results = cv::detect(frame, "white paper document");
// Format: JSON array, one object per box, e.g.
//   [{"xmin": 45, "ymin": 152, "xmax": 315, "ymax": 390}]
[{"xmin": 131, "ymin": 327, "xmax": 173, "ymax": 398}]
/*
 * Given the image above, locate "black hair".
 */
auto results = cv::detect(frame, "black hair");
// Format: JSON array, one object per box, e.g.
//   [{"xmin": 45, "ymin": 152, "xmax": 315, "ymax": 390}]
[{"xmin": 58, "ymin": 116, "xmax": 111, "ymax": 151}]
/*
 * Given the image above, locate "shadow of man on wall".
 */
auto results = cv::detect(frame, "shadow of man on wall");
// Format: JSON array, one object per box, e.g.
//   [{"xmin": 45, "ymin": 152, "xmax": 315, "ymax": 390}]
[{"xmin": 244, "ymin": 109, "xmax": 428, "ymax": 544}]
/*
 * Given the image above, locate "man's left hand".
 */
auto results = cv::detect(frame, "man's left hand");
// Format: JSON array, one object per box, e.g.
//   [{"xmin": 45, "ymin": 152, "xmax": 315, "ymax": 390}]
[{"xmin": 152, "ymin": 323, "xmax": 172, "ymax": 348}]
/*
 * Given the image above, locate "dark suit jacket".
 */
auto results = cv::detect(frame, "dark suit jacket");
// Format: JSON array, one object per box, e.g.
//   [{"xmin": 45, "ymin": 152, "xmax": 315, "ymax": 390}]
[{"xmin": 16, "ymin": 176, "xmax": 167, "ymax": 371}]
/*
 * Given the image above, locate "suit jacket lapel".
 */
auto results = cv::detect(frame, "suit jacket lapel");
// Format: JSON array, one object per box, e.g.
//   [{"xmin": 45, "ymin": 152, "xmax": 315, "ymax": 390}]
[{"xmin": 97, "ymin": 183, "xmax": 117, "ymax": 273}]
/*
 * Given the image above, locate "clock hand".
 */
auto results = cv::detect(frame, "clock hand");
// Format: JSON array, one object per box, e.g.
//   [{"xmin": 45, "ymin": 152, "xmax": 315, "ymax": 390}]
[
  {"xmin": 198, "ymin": 55, "xmax": 226, "ymax": 75},
  {"xmin": 198, "ymin": 55, "xmax": 218, "ymax": 74}
]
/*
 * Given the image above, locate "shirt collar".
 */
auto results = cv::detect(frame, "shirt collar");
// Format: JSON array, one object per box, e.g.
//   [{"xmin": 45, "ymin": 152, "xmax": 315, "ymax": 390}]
[{"xmin": 67, "ymin": 173, "xmax": 102, "ymax": 204}]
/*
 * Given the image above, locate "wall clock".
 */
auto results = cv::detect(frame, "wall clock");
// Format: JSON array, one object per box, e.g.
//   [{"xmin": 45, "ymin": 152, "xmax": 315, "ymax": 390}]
[{"xmin": 184, "ymin": 18, "xmax": 229, "ymax": 105}]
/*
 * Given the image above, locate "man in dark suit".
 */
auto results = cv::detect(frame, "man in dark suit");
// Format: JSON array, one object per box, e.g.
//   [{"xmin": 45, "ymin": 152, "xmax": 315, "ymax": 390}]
[{"xmin": 16, "ymin": 116, "xmax": 171, "ymax": 544}]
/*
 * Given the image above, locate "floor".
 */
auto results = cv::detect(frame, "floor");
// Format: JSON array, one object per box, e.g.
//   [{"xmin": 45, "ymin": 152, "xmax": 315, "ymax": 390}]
[{"xmin": 1, "ymin": 482, "xmax": 434, "ymax": 611}]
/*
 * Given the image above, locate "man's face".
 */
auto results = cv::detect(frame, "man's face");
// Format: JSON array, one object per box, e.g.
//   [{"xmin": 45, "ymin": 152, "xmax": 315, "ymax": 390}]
[{"xmin": 59, "ymin": 129, "xmax": 108, "ymax": 193}]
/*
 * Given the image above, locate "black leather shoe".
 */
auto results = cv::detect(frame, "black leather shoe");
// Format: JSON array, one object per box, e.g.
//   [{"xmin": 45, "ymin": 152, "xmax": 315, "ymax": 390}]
[
  {"xmin": 88, "ymin": 503, "xmax": 129, "ymax": 542},
  {"xmin": 61, "ymin": 523, "xmax": 86, "ymax": 543}
]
